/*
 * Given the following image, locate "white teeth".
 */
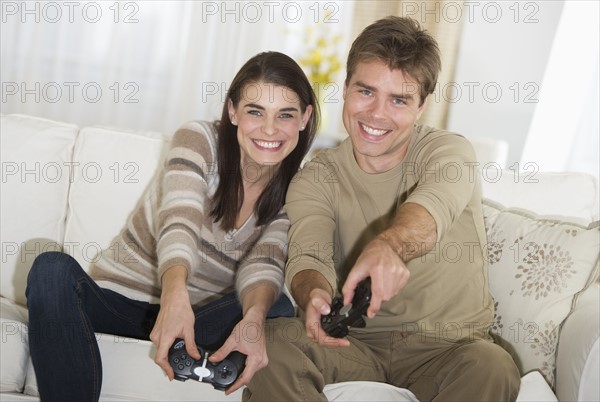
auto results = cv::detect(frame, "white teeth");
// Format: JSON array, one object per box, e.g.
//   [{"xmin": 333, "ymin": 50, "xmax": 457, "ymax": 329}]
[
  {"xmin": 360, "ymin": 123, "xmax": 388, "ymax": 136},
  {"xmin": 254, "ymin": 140, "xmax": 282, "ymax": 149}
]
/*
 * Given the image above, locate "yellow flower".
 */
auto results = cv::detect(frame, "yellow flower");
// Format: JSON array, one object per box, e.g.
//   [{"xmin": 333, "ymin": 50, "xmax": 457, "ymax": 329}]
[
  {"xmin": 310, "ymin": 51, "xmax": 323, "ymax": 66},
  {"xmin": 299, "ymin": 27, "xmax": 342, "ymax": 89}
]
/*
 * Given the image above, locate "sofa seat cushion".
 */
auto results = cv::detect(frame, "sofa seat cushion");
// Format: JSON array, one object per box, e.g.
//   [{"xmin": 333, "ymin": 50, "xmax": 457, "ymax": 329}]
[
  {"xmin": 0, "ymin": 297, "xmax": 30, "ymax": 393},
  {"xmin": 22, "ymin": 336, "xmax": 419, "ymax": 401},
  {"xmin": 323, "ymin": 381, "xmax": 418, "ymax": 401},
  {"xmin": 19, "ymin": 331, "xmax": 556, "ymax": 401},
  {"xmin": 23, "ymin": 336, "xmax": 243, "ymax": 401},
  {"xmin": 1, "ymin": 114, "xmax": 78, "ymax": 306},
  {"xmin": 516, "ymin": 371, "xmax": 558, "ymax": 401},
  {"xmin": 483, "ymin": 199, "xmax": 600, "ymax": 387}
]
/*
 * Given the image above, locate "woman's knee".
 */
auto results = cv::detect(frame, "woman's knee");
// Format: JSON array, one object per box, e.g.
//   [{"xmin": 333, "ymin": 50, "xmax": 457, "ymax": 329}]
[
  {"xmin": 27, "ymin": 252, "xmax": 82, "ymax": 298},
  {"xmin": 30, "ymin": 251, "xmax": 79, "ymax": 276}
]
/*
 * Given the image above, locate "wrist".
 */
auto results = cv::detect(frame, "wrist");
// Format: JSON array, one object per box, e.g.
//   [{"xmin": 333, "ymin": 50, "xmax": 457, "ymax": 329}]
[
  {"xmin": 161, "ymin": 266, "xmax": 189, "ymax": 302},
  {"xmin": 243, "ymin": 305, "xmax": 268, "ymax": 324},
  {"xmin": 240, "ymin": 284, "xmax": 276, "ymax": 317},
  {"xmin": 291, "ymin": 270, "xmax": 332, "ymax": 312},
  {"xmin": 373, "ymin": 233, "xmax": 404, "ymax": 259}
]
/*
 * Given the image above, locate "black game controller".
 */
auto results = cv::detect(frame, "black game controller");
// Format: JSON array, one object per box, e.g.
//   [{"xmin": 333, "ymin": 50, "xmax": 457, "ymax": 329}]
[
  {"xmin": 168, "ymin": 339, "xmax": 246, "ymax": 391},
  {"xmin": 321, "ymin": 278, "xmax": 372, "ymax": 338}
]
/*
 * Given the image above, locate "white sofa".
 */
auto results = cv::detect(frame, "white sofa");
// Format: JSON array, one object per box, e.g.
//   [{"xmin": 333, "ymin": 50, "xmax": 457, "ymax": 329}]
[{"xmin": 1, "ymin": 113, "xmax": 598, "ymax": 401}]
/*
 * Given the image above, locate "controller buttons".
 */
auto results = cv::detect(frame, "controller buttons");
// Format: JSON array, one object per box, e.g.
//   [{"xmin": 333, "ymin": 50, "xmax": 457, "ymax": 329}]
[
  {"xmin": 169, "ymin": 339, "xmax": 246, "ymax": 390},
  {"xmin": 218, "ymin": 365, "xmax": 232, "ymax": 379},
  {"xmin": 321, "ymin": 278, "xmax": 372, "ymax": 338}
]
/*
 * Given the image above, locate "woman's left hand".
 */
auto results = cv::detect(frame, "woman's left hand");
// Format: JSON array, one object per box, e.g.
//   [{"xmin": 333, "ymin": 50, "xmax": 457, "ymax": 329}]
[{"xmin": 208, "ymin": 306, "xmax": 268, "ymax": 395}]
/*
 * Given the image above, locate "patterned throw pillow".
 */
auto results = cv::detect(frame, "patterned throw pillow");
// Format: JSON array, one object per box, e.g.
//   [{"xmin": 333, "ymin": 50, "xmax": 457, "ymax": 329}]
[{"xmin": 482, "ymin": 199, "xmax": 599, "ymax": 388}]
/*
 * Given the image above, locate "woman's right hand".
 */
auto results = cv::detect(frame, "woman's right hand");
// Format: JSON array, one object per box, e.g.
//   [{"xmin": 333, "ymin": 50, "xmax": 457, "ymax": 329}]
[{"xmin": 149, "ymin": 266, "xmax": 200, "ymax": 380}]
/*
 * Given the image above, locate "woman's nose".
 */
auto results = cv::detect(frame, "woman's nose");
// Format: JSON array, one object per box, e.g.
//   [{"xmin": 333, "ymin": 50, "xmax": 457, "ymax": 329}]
[{"xmin": 263, "ymin": 118, "xmax": 277, "ymax": 136}]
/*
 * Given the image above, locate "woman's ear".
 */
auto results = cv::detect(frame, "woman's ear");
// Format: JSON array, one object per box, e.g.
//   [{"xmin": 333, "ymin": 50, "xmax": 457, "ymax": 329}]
[
  {"xmin": 227, "ymin": 99, "xmax": 237, "ymax": 125},
  {"xmin": 301, "ymin": 104, "xmax": 313, "ymax": 130}
]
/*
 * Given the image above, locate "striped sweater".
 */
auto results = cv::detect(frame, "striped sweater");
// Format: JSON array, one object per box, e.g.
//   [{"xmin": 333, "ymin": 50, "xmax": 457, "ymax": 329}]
[{"xmin": 89, "ymin": 121, "xmax": 289, "ymax": 306}]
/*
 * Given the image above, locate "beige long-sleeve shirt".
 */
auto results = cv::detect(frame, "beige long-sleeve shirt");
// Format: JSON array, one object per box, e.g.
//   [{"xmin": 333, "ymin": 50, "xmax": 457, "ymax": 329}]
[{"xmin": 286, "ymin": 125, "xmax": 493, "ymax": 340}]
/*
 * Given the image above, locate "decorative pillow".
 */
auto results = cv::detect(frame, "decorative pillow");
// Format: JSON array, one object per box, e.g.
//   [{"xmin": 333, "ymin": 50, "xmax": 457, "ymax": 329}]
[{"xmin": 482, "ymin": 199, "xmax": 599, "ymax": 388}]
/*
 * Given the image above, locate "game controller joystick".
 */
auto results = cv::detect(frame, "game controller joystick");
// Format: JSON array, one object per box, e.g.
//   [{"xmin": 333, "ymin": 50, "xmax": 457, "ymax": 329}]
[
  {"xmin": 321, "ymin": 278, "xmax": 372, "ymax": 338},
  {"xmin": 168, "ymin": 339, "xmax": 246, "ymax": 391}
]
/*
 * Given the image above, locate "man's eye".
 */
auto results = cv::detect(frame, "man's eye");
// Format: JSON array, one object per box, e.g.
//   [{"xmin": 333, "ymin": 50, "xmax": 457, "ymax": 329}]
[
  {"xmin": 360, "ymin": 89, "xmax": 372, "ymax": 96},
  {"xmin": 393, "ymin": 98, "xmax": 406, "ymax": 105}
]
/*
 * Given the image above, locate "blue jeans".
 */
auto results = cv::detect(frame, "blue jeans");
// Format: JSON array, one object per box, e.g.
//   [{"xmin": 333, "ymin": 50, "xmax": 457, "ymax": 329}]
[{"xmin": 26, "ymin": 251, "xmax": 295, "ymax": 402}]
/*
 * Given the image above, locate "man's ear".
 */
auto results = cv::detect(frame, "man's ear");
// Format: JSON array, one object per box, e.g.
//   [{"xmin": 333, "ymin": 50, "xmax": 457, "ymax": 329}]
[{"xmin": 416, "ymin": 95, "xmax": 428, "ymax": 120}]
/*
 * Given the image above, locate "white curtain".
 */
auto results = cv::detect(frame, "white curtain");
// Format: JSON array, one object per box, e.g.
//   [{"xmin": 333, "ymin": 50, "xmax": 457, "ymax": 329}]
[
  {"xmin": 521, "ymin": 0, "xmax": 599, "ymax": 179},
  {"xmin": 1, "ymin": 1, "xmax": 353, "ymax": 135}
]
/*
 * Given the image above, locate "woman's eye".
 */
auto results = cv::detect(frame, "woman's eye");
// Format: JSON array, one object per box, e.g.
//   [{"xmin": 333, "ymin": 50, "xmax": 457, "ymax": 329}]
[
  {"xmin": 279, "ymin": 113, "xmax": 293, "ymax": 119},
  {"xmin": 248, "ymin": 110, "xmax": 261, "ymax": 116}
]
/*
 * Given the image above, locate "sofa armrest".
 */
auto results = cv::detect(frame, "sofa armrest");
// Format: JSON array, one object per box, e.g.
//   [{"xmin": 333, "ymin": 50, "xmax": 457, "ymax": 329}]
[
  {"xmin": 555, "ymin": 284, "xmax": 600, "ymax": 401},
  {"xmin": 0, "ymin": 297, "xmax": 30, "ymax": 393}
]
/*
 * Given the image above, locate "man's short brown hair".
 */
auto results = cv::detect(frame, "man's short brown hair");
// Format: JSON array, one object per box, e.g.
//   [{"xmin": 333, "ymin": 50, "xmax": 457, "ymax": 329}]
[{"xmin": 345, "ymin": 16, "xmax": 441, "ymax": 105}]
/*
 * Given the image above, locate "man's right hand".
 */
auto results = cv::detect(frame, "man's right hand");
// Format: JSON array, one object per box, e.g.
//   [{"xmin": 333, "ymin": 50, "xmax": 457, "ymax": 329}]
[
  {"xmin": 291, "ymin": 269, "xmax": 350, "ymax": 347},
  {"xmin": 303, "ymin": 288, "xmax": 350, "ymax": 347}
]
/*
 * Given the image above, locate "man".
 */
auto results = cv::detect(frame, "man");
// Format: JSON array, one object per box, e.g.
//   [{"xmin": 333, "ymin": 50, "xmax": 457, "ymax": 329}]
[{"xmin": 244, "ymin": 16, "xmax": 521, "ymax": 401}]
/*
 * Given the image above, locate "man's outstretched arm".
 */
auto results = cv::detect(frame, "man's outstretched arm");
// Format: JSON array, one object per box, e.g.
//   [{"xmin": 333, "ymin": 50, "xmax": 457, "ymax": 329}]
[{"xmin": 343, "ymin": 202, "xmax": 437, "ymax": 317}]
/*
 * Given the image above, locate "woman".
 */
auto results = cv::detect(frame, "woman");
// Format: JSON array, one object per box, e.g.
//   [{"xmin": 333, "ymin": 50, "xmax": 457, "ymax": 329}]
[{"xmin": 26, "ymin": 51, "xmax": 319, "ymax": 401}]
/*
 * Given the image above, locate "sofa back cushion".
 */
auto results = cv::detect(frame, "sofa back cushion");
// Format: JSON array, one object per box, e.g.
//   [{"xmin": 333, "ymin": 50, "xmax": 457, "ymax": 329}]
[
  {"xmin": 479, "ymin": 169, "xmax": 599, "ymax": 388},
  {"xmin": 63, "ymin": 126, "xmax": 168, "ymax": 271},
  {"xmin": 483, "ymin": 200, "xmax": 599, "ymax": 388},
  {"xmin": 1, "ymin": 114, "xmax": 78, "ymax": 305},
  {"xmin": 479, "ymin": 169, "xmax": 599, "ymax": 223}
]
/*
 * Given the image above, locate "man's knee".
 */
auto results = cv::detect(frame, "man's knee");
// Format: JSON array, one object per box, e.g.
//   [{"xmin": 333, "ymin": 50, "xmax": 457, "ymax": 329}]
[
  {"xmin": 410, "ymin": 341, "xmax": 521, "ymax": 402},
  {"xmin": 456, "ymin": 341, "xmax": 521, "ymax": 396},
  {"xmin": 264, "ymin": 317, "xmax": 307, "ymax": 347},
  {"xmin": 460, "ymin": 340, "xmax": 519, "ymax": 373},
  {"xmin": 245, "ymin": 317, "xmax": 320, "ymax": 401}
]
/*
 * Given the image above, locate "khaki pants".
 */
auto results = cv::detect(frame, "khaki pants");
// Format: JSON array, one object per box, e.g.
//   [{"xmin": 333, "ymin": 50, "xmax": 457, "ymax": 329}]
[{"xmin": 244, "ymin": 317, "xmax": 520, "ymax": 402}]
